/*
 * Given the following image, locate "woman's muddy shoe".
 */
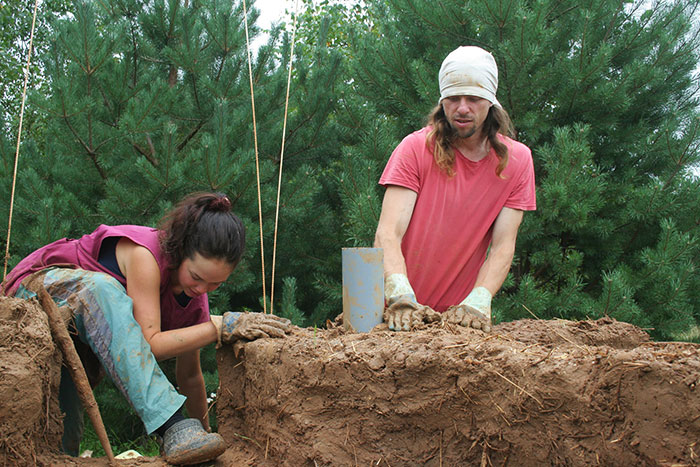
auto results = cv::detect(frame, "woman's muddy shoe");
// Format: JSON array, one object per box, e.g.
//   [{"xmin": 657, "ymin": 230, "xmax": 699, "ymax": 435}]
[{"xmin": 163, "ymin": 418, "xmax": 226, "ymax": 465}]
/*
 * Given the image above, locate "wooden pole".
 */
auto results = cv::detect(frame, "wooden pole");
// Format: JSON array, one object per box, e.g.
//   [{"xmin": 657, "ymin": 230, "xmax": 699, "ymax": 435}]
[{"xmin": 26, "ymin": 276, "xmax": 116, "ymax": 464}]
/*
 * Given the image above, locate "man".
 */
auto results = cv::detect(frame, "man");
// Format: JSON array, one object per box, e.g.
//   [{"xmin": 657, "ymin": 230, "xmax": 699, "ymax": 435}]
[{"xmin": 374, "ymin": 46, "xmax": 536, "ymax": 332}]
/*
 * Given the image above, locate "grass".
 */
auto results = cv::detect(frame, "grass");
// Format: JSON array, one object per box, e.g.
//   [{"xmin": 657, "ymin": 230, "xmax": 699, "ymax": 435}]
[{"xmin": 80, "ymin": 423, "xmax": 161, "ymax": 458}]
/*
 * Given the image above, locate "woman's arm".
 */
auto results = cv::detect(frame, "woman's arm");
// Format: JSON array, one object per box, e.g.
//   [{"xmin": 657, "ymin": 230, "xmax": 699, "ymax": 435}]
[
  {"xmin": 117, "ymin": 238, "xmax": 218, "ymax": 360},
  {"xmin": 176, "ymin": 349, "xmax": 210, "ymax": 431}
]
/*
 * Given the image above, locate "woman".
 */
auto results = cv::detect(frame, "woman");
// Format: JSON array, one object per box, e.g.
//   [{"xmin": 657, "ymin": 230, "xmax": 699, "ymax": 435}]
[{"xmin": 2, "ymin": 192, "xmax": 291, "ymax": 465}]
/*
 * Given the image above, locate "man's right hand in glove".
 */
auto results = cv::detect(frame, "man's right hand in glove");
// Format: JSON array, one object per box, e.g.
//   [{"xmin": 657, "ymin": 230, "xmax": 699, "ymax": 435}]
[
  {"xmin": 211, "ymin": 312, "xmax": 292, "ymax": 346},
  {"xmin": 384, "ymin": 297, "xmax": 441, "ymax": 331},
  {"xmin": 383, "ymin": 273, "xmax": 440, "ymax": 331}
]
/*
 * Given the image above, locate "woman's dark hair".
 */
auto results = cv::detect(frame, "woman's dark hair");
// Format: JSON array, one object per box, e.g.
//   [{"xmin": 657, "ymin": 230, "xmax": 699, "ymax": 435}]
[{"xmin": 159, "ymin": 192, "xmax": 245, "ymax": 269}]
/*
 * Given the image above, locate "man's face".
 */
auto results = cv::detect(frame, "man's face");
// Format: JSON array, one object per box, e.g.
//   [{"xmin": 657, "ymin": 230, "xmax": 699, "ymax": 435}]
[{"xmin": 441, "ymin": 95, "xmax": 492, "ymax": 139}]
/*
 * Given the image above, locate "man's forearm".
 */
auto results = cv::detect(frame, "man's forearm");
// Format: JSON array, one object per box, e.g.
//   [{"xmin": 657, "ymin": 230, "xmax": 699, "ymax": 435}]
[
  {"xmin": 473, "ymin": 207, "xmax": 524, "ymax": 298},
  {"xmin": 473, "ymin": 246, "xmax": 515, "ymax": 296},
  {"xmin": 374, "ymin": 186, "xmax": 417, "ymax": 278},
  {"xmin": 374, "ymin": 232, "xmax": 408, "ymax": 278}
]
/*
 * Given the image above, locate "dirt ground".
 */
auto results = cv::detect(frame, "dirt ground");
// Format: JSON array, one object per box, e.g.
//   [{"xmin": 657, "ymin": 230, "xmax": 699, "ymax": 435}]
[{"xmin": 1, "ymin": 296, "xmax": 699, "ymax": 466}]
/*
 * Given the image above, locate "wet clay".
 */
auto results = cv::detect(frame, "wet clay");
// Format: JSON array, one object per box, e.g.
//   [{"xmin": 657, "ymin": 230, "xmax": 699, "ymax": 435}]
[{"xmin": 2, "ymin": 294, "xmax": 699, "ymax": 466}]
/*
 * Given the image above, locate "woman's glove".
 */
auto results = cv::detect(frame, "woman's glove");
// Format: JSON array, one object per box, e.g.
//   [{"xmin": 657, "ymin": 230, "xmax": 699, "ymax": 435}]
[{"xmin": 220, "ymin": 312, "xmax": 292, "ymax": 343}]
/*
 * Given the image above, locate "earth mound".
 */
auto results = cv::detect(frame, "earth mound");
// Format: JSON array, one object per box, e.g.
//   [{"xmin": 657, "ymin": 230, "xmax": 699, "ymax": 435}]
[
  {"xmin": 1, "ymin": 295, "xmax": 699, "ymax": 466},
  {"xmin": 217, "ymin": 318, "xmax": 700, "ymax": 466},
  {"xmin": 0, "ymin": 297, "xmax": 62, "ymax": 465}
]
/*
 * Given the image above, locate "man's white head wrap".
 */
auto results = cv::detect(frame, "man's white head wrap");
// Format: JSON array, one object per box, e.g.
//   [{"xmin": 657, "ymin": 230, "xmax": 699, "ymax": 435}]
[{"xmin": 438, "ymin": 46, "xmax": 500, "ymax": 107}]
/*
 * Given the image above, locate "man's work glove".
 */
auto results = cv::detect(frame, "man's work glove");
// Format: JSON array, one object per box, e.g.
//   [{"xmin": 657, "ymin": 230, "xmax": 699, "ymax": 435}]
[
  {"xmin": 384, "ymin": 273, "xmax": 417, "ymax": 306},
  {"xmin": 384, "ymin": 298, "xmax": 442, "ymax": 331},
  {"xmin": 443, "ymin": 286, "xmax": 492, "ymax": 332},
  {"xmin": 217, "ymin": 312, "xmax": 292, "ymax": 345}
]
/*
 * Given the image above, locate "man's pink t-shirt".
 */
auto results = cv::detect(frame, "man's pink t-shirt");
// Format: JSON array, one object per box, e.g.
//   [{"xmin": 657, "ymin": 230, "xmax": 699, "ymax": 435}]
[{"xmin": 379, "ymin": 127, "xmax": 536, "ymax": 312}]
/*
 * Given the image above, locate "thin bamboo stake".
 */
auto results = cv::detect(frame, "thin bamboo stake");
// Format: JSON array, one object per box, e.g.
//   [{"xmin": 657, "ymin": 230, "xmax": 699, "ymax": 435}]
[
  {"xmin": 270, "ymin": 0, "xmax": 300, "ymax": 315},
  {"xmin": 3, "ymin": 0, "xmax": 39, "ymax": 280},
  {"xmin": 242, "ymin": 0, "xmax": 267, "ymax": 313}
]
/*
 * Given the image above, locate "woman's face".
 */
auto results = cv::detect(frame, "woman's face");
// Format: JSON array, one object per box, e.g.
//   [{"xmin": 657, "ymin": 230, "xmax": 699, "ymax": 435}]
[{"xmin": 174, "ymin": 253, "xmax": 235, "ymax": 298}]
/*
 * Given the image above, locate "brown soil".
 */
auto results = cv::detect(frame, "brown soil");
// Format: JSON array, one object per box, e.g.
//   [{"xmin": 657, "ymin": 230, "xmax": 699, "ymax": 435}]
[
  {"xmin": 1, "ymin": 296, "xmax": 699, "ymax": 466},
  {"xmin": 0, "ymin": 297, "xmax": 62, "ymax": 465}
]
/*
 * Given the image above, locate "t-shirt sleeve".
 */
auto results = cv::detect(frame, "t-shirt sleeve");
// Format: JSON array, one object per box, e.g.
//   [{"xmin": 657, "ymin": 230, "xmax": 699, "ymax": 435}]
[
  {"xmin": 378, "ymin": 133, "xmax": 423, "ymax": 193},
  {"xmin": 504, "ymin": 146, "xmax": 537, "ymax": 211}
]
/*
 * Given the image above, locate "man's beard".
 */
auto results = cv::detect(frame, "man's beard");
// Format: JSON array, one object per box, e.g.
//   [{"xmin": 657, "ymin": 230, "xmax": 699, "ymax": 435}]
[
  {"xmin": 448, "ymin": 119, "xmax": 477, "ymax": 139},
  {"xmin": 453, "ymin": 127, "xmax": 477, "ymax": 139}
]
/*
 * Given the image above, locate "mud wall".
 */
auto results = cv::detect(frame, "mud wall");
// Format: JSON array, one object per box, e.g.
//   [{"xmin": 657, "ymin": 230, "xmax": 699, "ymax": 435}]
[
  {"xmin": 217, "ymin": 318, "xmax": 700, "ymax": 466},
  {"xmin": 0, "ymin": 297, "xmax": 63, "ymax": 465}
]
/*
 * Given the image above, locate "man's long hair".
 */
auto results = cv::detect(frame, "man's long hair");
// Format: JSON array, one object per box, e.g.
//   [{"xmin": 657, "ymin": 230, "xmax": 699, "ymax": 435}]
[{"xmin": 426, "ymin": 103, "xmax": 515, "ymax": 177}]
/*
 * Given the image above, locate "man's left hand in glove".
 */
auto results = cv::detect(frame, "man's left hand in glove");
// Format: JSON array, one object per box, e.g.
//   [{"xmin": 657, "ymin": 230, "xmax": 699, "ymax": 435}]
[{"xmin": 443, "ymin": 286, "xmax": 492, "ymax": 332}]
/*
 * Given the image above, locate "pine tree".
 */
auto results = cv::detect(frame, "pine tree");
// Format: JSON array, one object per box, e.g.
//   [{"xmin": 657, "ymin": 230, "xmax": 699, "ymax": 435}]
[
  {"xmin": 4, "ymin": 0, "xmax": 699, "ymax": 340},
  {"xmin": 0, "ymin": 0, "xmax": 70, "ymax": 131},
  {"xmin": 338, "ymin": 0, "xmax": 700, "ymax": 339}
]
